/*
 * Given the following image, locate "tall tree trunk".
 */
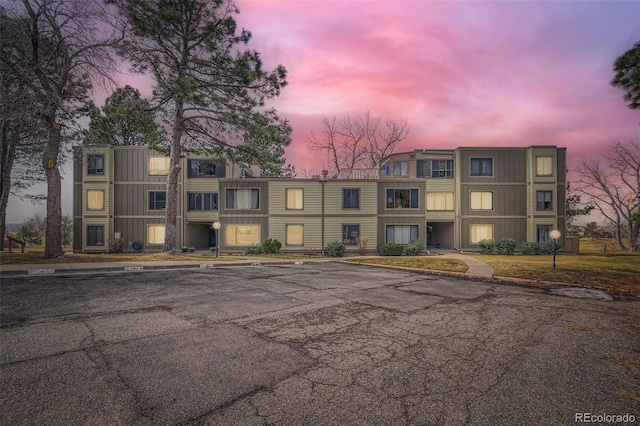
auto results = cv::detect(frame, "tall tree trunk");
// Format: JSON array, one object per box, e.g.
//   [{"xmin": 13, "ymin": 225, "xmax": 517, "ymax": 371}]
[
  {"xmin": 163, "ymin": 101, "xmax": 183, "ymax": 252},
  {"xmin": 0, "ymin": 123, "xmax": 16, "ymax": 251},
  {"xmin": 43, "ymin": 120, "xmax": 63, "ymax": 258}
]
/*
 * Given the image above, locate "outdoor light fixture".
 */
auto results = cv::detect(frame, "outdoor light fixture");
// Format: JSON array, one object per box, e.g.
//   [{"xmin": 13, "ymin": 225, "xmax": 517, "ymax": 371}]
[
  {"xmin": 212, "ymin": 221, "xmax": 221, "ymax": 257},
  {"xmin": 549, "ymin": 229, "xmax": 561, "ymax": 269}
]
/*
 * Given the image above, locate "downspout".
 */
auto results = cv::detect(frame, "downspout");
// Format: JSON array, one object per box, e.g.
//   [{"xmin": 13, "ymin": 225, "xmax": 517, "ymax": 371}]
[{"xmin": 321, "ymin": 170, "xmax": 328, "ymax": 254}]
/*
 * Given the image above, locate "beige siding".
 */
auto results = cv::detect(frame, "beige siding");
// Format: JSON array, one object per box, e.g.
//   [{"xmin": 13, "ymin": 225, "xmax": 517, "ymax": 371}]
[
  {"xmin": 324, "ymin": 216, "xmax": 378, "ymax": 251},
  {"xmin": 268, "ymin": 180, "xmax": 323, "ymax": 216},
  {"xmin": 269, "ymin": 217, "xmax": 322, "ymax": 250},
  {"xmin": 460, "ymin": 184, "xmax": 527, "ymax": 216},
  {"xmin": 220, "ymin": 179, "xmax": 268, "ymax": 215},
  {"xmin": 114, "ymin": 184, "xmax": 167, "ymax": 216},
  {"xmin": 114, "ymin": 147, "xmax": 170, "ymax": 183},
  {"xmin": 378, "ymin": 216, "xmax": 425, "ymax": 245},
  {"xmin": 324, "ymin": 181, "xmax": 378, "ymax": 215},
  {"xmin": 460, "ymin": 218, "xmax": 527, "ymax": 249},
  {"xmin": 459, "ymin": 148, "xmax": 527, "ymax": 183}
]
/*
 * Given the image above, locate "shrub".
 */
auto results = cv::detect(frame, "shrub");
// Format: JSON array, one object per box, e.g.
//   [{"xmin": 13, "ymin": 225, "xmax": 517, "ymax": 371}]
[
  {"xmin": 244, "ymin": 244, "xmax": 264, "ymax": 255},
  {"xmin": 519, "ymin": 240, "xmax": 561, "ymax": 255},
  {"xmin": 377, "ymin": 243, "xmax": 405, "ymax": 256},
  {"xmin": 262, "ymin": 238, "xmax": 282, "ymax": 254},
  {"xmin": 403, "ymin": 239, "xmax": 424, "ymax": 256},
  {"xmin": 539, "ymin": 239, "xmax": 560, "ymax": 254},
  {"xmin": 325, "ymin": 241, "xmax": 346, "ymax": 257},
  {"xmin": 477, "ymin": 239, "xmax": 495, "ymax": 255},
  {"xmin": 494, "ymin": 238, "xmax": 517, "ymax": 255},
  {"xmin": 519, "ymin": 241, "xmax": 541, "ymax": 255}
]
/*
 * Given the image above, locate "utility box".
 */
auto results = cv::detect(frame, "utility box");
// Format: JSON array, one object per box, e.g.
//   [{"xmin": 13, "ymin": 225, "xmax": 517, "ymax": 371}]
[{"xmin": 565, "ymin": 236, "xmax": 580, "ymax": 254}]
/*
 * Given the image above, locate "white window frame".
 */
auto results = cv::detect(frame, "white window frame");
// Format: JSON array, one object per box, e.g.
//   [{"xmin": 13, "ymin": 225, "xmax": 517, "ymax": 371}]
[
  {"xmin": 470, "ymin": 224, "xmax": 494, "ymax": 244},
  {"xmin": 87, "ymin": 190, "xmax": 105, "ymax": 211},
  {"xmin": 147, "ymin": 224, "xmax": 165, "ymax": 245},
  {"xmin": 470, "ymin": 191, "xmax": 493, "ymax": 211},
  {"xmin": 286, "ymin": 188, "xmax": 304, "ymax": 210},
  {"xmin": 148, "ymin": 156, "xmax": 170, "ymax": 176},
  {"xmin": 536, "ymin": 156, "xmax": 553, "ymax": 177},
  {"xmin": 286, "ymin": 224, "xmax": 304, "ymax": 246},
  {"xmin": 226, "ymin": 224, "xmax": 261, "ymax": 246},
  {"xmin": 426, "ymin": 192, "xmax": 453, "ymax": 211}
]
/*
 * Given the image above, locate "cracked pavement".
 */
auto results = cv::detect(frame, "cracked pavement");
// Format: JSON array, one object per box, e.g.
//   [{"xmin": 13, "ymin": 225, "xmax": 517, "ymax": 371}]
[{"xmin": 1, "ymin": 262, "xmax": 638, "ymax": 425}]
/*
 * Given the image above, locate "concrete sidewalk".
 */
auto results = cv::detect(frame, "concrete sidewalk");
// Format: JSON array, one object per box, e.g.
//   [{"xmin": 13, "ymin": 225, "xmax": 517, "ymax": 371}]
[{"xmin": 0, "ymin": 252, "xmax": 494, "ymax": 279}]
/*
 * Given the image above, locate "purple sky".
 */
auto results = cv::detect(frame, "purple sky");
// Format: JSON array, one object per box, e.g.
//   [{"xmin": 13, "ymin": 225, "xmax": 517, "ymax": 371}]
[
  {"xmin": 6, "ymin": 0, "xmax": 640, "ymax": 222},
  {"xmin": 235, "ymin": 0, "xmax": 639, "ymax": 171}
]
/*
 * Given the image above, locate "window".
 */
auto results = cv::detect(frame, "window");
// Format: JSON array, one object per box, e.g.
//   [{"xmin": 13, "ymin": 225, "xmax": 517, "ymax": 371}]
[
  {"xmin": 470, "ymin": 225, "xmax": 493, "ymax": 244},
  {"xmin": 381, "ymin": 160, "xmax": 391, "ymax": 177},
  {"xmin": 187, "ymin": 159, "xmax": 225, "ymax": 178},
  {"xmin": 87, "ymin": 190, "xmax": 104, "ymax": 210},
  {"xmin": 87, "ymin": 225, "xmax": 104, "ymax": 246},
  {"xmin": 148, "ymin": 224, "xmax": 165, "ymax": 245},
  {"xmin": 148, "ymin": 157, "xmax": 170, "ymax": 176},
  {"xmin": 386, "ymin": 189, "xmax": 419, "ymax": 209},
  {"xmin": 226, "ymin": 189, "xmax": 259, "ymax": 209},
  {"xmin": 417, "ymin": 160, "xmax": 453, "ymax": 178},
  {"xmin": 226, "ymin": 224, "xmax": 261, "ymax": 245},
  {"xmin": 343, "ymin": 224, "xmax": 360, "ymax": 245},
  {"xmin": 537, "ymin": 191, "xmax": 552, "ymax": 210},
  {"xmin": 536, "ymin": 156, "xmax": 553, "ymax": 176},
  {"xmin": 393, "ymin": 161, "xmax": 408, "ymax": 176},
  {"xmin": 343, "ymin": 188, "xmax": 360, "ymax": 209},
  {"xmin": 470, "ymin": 191, "xmax": 493, "ymax": 210},
  {"xmin": 426, "ymin": 192, "xmax": 454, "ymax": 211},
  {"xmin": 470, "ymin": 158, "xmax": 493, "ymax": 177},
  {"xmin": 537, "ymin": 225, "xmax": 552, "ymax": 243},
  {"xmin": 149, "ymin": 191, "xmax": 166, "ymax": 210},
  {"xmin": 286, "ymin": 224, "xmax": 304, "ymax": 245},
  {"xmin": 204, "ymin": 193, "xmax": 217, "ymax": 211},
  {"xmin": 87, "ymin": 155, "xmax": 104, "ymax": 175},
  {"xmin": 188, "ymin": 193, "xmax": 218, "ymax": 211},
  {"xmin": 286, "ymin": 189, "xmax": 303, "ymax": 210},
  {"xmin": 386, "ymin": 225, "xmax": 419, "ymax": 244}
]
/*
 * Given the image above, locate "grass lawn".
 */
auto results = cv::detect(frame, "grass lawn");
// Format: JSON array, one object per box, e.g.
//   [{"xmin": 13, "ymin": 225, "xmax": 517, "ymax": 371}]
[
  {"xmin": 0, "ymin": 249, "xmax": 246, "ymax": 265},
  {"xmin": 476, "ymin": 254, "xmax": 640, "ymax": 299},
  {"xmin": 344, "ymin": 257, "xmax": 468, "ymax": 273}
]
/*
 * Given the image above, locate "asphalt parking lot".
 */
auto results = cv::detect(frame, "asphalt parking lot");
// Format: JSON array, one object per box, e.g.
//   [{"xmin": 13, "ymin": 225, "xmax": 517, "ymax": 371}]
[{"xmin": 1, "ymin": 262, "xmax": 639, "ymax": 425}]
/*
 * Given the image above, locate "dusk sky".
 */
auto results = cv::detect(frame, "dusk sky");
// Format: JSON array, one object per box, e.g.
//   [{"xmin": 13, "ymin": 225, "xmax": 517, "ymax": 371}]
[{"xmin": 6, "ymin": 0, "xmax": 640, "ymax": 222}]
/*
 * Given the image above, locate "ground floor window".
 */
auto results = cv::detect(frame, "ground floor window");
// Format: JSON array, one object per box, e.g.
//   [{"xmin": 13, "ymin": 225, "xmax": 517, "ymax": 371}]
[
  {"xmin": 87, "ymin": 225, "xmax": 104, "ymax": 246},
  {"xmin": 226, "ymin": 224, "xmax": 261, "ymax": 246},
  {"xmin": 470, "ymin": 224, "xmax": 493, "ymax": 244},
  {"xmin": 343, "ymin": 224, "xmax": 360, "ymax": 245},
  {"xmin": 386, "ymin": 225, "xmax": 418, "ymax": 244},
  {"xmin": 537, "ymin": 225, "xmax": 552, "ymax": 242},
  {"xmin": 286, "ymin": 224, "xmax": 304, "ymax": 245},
  {"xmin": 148, "ymin": 224, "xmax": 165, "ymax": 245}
]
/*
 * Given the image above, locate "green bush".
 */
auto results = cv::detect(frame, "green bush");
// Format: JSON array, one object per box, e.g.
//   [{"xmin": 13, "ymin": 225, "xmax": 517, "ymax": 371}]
[
  {"xmin": 519, "ymin": 241, "xmax": 541, "ymax": 255},
  {"xmin": 377, "ymin": 243, "xmax": 405, "ymax": 256},
  {"xmin": 262, "ymin": 238, "xmax": 282, "ymax": 254},
  {"xmin": 477, "ymin": 239, "xmax": 495, "ymax": 255},
  {"xmin": 324, "ymin": 241, "xmax": 346, "ymax": 257},
  {"xmin": 539, "ymin": 240, "xmax": 560, "ymax": 254},
  {"xmin": 519, "ymin": 240, "xmax": 561, "ymax": 255},
  {"xmin": 403, "ymin": 239, "xmax": 424, "ymax": 256},
  {"xmin": 243, "ymin": 244, "xmax": 264, "ymax": 255},
  {"xmin": 495, "ymin": 238, "xmax": 517, "ymax": 255}
]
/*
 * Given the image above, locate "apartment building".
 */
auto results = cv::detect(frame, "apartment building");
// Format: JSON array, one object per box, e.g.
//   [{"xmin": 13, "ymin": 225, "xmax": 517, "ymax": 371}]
[{"xmin": 72, "ymin": 145, "xmax": 566, "ymax": 253}]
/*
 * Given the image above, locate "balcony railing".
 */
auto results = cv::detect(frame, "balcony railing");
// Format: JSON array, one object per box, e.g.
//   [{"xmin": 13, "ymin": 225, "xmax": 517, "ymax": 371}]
[{"xmin": 337, "ymin": 168, "xmax": 379, "ymax": 179}]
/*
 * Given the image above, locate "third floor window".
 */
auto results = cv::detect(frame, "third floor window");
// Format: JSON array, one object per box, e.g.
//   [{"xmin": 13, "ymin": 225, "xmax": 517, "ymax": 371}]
[{"xmin": 417, "ymin": 160, "xmax": 453, "ymax": 178}]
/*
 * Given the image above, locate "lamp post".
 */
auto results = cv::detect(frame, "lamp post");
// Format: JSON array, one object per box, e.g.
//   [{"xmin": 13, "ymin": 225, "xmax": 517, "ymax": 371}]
[
  {"xmin": 212, "ymin": 221, "xmax": 221, "ymax": 257},
  {"xmin": 549, "ymin": 229, "xmax": 561, "ymax": 269}
]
